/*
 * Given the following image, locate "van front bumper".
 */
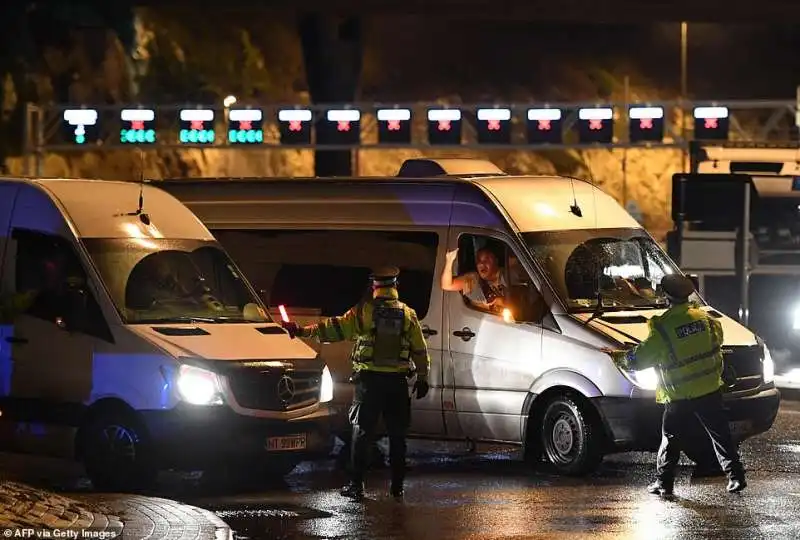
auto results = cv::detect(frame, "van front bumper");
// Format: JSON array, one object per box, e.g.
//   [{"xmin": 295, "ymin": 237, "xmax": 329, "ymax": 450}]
[
  {"xmin": 594, "ymin": 386, "xmax": 781, "ymax": 452},
  {"xmin": 139, "ymin": 403, "xmax": 337, "ymax": 469}
]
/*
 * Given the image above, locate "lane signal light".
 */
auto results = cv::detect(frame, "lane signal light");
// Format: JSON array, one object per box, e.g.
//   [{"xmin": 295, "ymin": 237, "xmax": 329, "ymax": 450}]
[
  {"xmin": 278, "ymin": 109, "xmax": 312, "ymax": 144},
  {"xmin": 693, "ymin": 106, "xmax": 729, "ymax": 140},
  {"xmin": 377, "ymin": 108, "xmax": 412, "ymax": 144},
  {"xmin": 120, "ymin": 108, "xmax": 156, "ymax": 144},
  {"xmin": 63, "ymin": 109, "xmax": 98, "ymax": 144},
  {"xmin": 577, "ymin": 107, "xmax": 614, "ymax": 144},
  {"xmin": 526, "ymin": 108, "xmax": 562, "ymax": 144},
  {"xmin": 628, "ymin": 106, "xmax": 664, "ymax": 143},
  {"xmin": 476, "ymin": 108, "xmax": 511, "ymax": 144},
  {"xmin": 228, "ymin": 108, "xmax": 264, "ymax": 144},
  {"xmin": 323, "ymin": 109, "xmax": 361, "ymax": 144},
  {"xmin": 179, "ymin": 109, "xmax": 215, "ymax": 144},
  {"xmin": 427, "ymin": 109, "xmax": 462, "ymax": 145}
]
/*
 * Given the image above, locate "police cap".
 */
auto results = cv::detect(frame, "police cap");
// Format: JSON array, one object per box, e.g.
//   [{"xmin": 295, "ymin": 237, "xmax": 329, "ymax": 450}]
[
  {"xmin": 370, "ymin": 265, "xmax": 400, "ymax": 286},
  {"xmin": 661, "ymin": 274, "xmax": 695, "ymax": 301}
]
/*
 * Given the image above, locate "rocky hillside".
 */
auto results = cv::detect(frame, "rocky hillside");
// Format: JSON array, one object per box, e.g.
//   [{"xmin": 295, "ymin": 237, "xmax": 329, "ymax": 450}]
[{"xmin": 1, "ymin": 7, "xmax": 695, "ymax": 238}]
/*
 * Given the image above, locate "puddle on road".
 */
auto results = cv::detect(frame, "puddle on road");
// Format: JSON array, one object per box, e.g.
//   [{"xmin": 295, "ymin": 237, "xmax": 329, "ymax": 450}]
[{"xmin": 208, "ymin": 503, "xmax": 332, "ymax": 540}]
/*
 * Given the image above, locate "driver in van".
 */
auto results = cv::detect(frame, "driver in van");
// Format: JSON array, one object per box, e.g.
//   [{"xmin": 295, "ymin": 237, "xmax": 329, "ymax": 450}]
[{"xmin": 441, "ymin": 247, "xmax": 508, "ymax": 313}]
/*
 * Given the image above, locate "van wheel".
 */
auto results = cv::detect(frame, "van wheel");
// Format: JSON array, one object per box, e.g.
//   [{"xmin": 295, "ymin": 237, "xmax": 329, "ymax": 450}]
[
  {"xmin": 80, "ymin": 409, "xmax": 156, "ymax": 492},
  {"xmin": 540, "ymin": 395, "xmax": 603, "ymax": 476}
]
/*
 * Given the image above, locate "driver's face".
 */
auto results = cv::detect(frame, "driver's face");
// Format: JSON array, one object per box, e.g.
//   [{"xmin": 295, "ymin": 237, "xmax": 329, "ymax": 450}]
[{"xmin": 476, "ymin": 250, "xmax": 499, "ymax": 280}]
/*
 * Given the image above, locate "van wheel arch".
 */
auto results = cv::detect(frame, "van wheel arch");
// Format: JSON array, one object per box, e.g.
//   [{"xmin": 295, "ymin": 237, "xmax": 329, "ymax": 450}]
[
  {"xmin": 524, "ymin": 387, "xmax": 609, "ymax": 475},
  {"xmin": 76, "ymin": 398, "xmax": 156, "ymax": 491}
]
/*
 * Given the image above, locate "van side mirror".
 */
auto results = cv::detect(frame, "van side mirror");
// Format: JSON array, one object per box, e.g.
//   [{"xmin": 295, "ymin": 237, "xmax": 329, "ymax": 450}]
[{"xmin": 686, "ymin": 273, "xmax": 700, "ymax": 291}]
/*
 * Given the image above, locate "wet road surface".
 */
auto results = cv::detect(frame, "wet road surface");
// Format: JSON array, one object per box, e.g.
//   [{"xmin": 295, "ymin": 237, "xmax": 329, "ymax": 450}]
[{"xmin": 2, "ymin": 400, "xmax": 800, "ymax": 539}]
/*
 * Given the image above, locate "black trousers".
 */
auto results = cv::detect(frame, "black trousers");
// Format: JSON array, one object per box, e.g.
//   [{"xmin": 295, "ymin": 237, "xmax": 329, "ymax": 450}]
[
  {"xmin": 657, "ymin": 390, "xmax": 745, "ymax": 486},
  {"xmin": 348, "ymin": 371, "xmax": 411, "ymax": 485}
]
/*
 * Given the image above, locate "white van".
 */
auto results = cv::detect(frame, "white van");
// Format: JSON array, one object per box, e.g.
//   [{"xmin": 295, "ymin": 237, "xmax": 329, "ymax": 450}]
[
  {"xmin": 159, "ymin": 158, "xmax": 780, "ymax": 475},
  {"xmin": 0, "ymin": 177, "xmax": 336, "ymax": 490}
]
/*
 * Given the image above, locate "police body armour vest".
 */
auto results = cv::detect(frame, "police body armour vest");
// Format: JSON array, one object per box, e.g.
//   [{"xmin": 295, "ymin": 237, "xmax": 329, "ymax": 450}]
[{"xmin": 371, "ymin": 305, "xmax": 405, "ymax": 366}]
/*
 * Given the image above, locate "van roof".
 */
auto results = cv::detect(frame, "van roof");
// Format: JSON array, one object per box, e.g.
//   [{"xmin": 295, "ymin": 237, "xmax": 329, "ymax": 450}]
[
  {"xmin": 157, "ymin": 174, "xmax": 640, "ymax": 233},
  {"xmin": 0, "ymin": 177, "xmax": 214, "ymax": 240}
]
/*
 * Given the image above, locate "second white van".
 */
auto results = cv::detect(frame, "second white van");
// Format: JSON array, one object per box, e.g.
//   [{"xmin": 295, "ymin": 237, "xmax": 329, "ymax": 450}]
[{"xmin": 159, "ymin": 158, "xmax": 780, "ymax": 475}]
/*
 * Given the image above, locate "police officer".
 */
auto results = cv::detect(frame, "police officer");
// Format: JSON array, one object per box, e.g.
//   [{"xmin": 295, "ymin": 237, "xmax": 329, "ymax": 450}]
[
  {"xmin": 282, "ymin": 266, "xmax": 430, "ymax": 500},
  {"xmin": 0, "ymin": 290, "xmax": 37, "ymax": 324},
  {"xmin": 607, "ymin": 274, "xmax": 746, "ymax": 498}
]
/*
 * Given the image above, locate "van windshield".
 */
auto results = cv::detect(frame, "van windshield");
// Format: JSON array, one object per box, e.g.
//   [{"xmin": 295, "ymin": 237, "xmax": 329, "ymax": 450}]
[
  {"xmin": 523, "ymin": 227, "xmax": 703, "ymax": 312},
  {"xmin": 82, "ymin": 238, "xmax": 271, "ymax": 324}
]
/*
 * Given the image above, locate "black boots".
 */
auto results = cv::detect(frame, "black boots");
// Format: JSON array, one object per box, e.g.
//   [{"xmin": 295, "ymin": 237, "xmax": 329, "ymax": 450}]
[
  {"xmin": 390, "ymin": 479, "xmax": 404, "ymax": 499},
  {"xmin": 340, "ymin": 481, "xmax": 364, "ymax": 499},
  {"xmin": 647, "ymin": 479, "xmax": 674, "ymax": 499},
  {"xmin": 727, "ymin": 477, "xmax": 747, "ymax": 493}
]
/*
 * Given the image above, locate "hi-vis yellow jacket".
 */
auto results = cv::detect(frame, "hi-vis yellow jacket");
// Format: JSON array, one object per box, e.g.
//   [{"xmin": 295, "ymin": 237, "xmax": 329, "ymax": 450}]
[
  {"xmin": 615, "ymin": 303, "xmax": 724, "ymax": 403},
  {"xmin": 0, "ymin": 291, "xmax": 37, "ymax": 324},
  {"xmin": 300, "ymin": 287, "xmax": 430, "ymax": 378}
]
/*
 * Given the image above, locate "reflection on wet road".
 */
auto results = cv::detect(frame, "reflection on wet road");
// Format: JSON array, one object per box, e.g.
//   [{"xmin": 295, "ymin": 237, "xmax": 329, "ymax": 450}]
[
  {"xmin": 2, "ymin": 401, "xmax": 799, "ymax": 539},
  {"xmin": 182, "ymin": 401, "xmax": 800, "ymax": 539}
]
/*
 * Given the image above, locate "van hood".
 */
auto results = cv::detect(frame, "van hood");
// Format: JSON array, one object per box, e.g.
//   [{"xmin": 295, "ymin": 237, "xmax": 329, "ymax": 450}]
[
  {"xmin": 573, "ymin": 307, "xmax": 758, "ymax": 347},
  {"xmin": 127, "ymin": 323, "xmax": 319, "ymax": 361}
]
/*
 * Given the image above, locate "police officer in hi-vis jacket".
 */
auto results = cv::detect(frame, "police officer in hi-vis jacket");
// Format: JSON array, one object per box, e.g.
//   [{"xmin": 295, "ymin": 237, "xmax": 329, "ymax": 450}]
[{"xmin": 282, "ymin": 266, "xmax": 430, "ymax": 500}]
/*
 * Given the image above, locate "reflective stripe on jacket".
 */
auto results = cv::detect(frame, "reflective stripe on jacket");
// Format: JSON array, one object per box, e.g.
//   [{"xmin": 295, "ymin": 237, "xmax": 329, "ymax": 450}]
[
  {"xmin": 300, "ymin": 287, "xmax": 431, "ymax": 378},
  {"xmin": 620, "ymin": 303, "xmax": 724, "ymax": 403}
]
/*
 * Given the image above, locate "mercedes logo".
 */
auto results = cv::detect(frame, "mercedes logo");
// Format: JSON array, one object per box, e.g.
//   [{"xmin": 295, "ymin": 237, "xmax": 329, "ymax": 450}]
[{"xmin": 277, "ymin": 375, "xmax": 295, "ymax": 403}]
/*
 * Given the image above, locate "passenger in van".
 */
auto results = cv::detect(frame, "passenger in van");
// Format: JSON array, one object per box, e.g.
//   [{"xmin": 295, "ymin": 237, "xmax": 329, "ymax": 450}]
[
  {"xmin": 281, "ymin": 266, "xmax": 430, "ymax": 501},
  {"xmin": 441, "ymin": 247, "xmax": 508, "ymax": 313}
]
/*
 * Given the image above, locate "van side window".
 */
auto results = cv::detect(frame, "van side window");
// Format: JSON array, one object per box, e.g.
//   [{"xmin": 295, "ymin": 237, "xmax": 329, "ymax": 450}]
[
  {"xmin": 12, "ymin": 229, "xmax": 109, "ymax": 340},
  {"xmin": 211, "ymin": 229, "xmax": 439, "ymax": 319},
  {"xmin": 449, "ymin": 234, "xmax": 547, "ymax": 324}
]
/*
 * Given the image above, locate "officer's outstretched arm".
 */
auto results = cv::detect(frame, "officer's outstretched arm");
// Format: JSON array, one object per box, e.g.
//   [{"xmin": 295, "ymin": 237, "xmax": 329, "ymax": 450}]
[
  {"xmin": 301, "ymin": 306, "xmax": 359, "ymax": 343},
  {"xmin": 407, "ymin": 310, "xmax": 431, "ymax": 380},
  {"xmin": 618, "ymin": 319, "xmax": 664, "ymax": 371}
]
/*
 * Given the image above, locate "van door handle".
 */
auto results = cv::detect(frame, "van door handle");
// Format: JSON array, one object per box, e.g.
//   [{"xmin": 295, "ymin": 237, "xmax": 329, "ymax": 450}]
[
  {"xmin": 452, "ymin": 328, "xmax": 475, "ymax": 341},
  {"xmin": 422, "ymin": 326, "xmax": 438, "ymax": 337},
  {"xmin": 5, "ymin": 336, "xmax": 28, "ymax": 344}
]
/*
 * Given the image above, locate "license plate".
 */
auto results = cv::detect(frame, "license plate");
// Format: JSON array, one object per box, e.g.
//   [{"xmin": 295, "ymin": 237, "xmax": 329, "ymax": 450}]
[
  {"xmin": 266, "ymin": 434, "xmax": 307, "ymax": 451},
  {"xmin": 729, "ymin": 420, "xmax": 753, "ymax": 436}
]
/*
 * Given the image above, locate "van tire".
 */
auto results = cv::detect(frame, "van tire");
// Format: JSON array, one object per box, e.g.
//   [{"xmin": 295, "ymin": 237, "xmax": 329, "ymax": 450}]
[
  {"xmin": 540, "ymin": 394, "xmax": 603, "ymax": 476},
  {"xmin": 80, "ymin": 408, "xmax": 156, "ymax": 492}
]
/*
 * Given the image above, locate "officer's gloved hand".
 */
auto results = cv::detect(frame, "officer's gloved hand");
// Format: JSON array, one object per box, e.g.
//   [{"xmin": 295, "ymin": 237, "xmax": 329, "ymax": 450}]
[
  {"xmin": 413, "ymin": 377, "xmax": 429, "ymax": 399},
  {"xmin": 281, "ymin": 321, "xmax": 300, "ymax": 339}
]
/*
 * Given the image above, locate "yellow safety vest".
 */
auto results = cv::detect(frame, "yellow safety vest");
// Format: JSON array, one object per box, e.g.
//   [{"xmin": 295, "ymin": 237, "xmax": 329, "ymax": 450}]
[
  {"xmin": 622, "ymin": 303, "xmax": 724, "ymax": 403},
  {"xmin": 0, "ymin": 291, "xmax": 37, "ymax": 324},
  {"xmin": 301, "ymin": 287, "xmax": 431, "ymax": 378}
]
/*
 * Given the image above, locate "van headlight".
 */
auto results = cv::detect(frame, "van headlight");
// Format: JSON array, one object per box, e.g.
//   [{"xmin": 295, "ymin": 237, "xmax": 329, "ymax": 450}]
[
  {"xmin": 177, "ymin": 364, "xmax": 223, "ymax": 405},
  {"xmin": 624, "ymin": 367, "xmax": 659, "ymax": 391},
  {"xmin": 762, "ymin": 342, "xmax": 775, "ymax": 384},
  {"xmin": 320, "ymin": 365, "xmax": 334, "ymax": 403}
]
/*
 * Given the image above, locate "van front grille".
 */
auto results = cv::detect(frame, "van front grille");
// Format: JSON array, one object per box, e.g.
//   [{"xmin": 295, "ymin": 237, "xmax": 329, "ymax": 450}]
[
  {"xmin": 226, "ymin": 366, "xmax": 321, "ymax": 411},
  {"xmin": 722, "ymin": 345, "xmax": 763, "ymax": 393}
]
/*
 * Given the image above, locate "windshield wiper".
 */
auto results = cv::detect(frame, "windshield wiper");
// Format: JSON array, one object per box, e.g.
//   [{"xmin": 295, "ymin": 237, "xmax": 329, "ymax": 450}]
[
  {"xmin": 583, "ymin": 289, "xmax": 606, "ymax": 326},
  {"xmin": 142, "ymin": 316, "xmax": 219, "ymax": 324}
]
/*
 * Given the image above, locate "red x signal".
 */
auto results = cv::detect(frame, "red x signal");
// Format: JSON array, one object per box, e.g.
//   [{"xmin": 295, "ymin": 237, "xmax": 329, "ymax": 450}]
[
  {"xmin": 588, "ymin": 119, "xmax": 604, "ymax": 130},
  {"xmin": 537, "ymin": 120, "xmax": 551, "ymax": 131},
  {"xmin": 437, "ymin": 120, "xmax": 451, "ymax": 131},
  {"xmin": 639, "ymin": 118, "xmax": 653, "ymax": 129},
  {"xmin": 239, "ymin": 120, "xmax": 252, "ymax": 131},
  {"xmin": 131, "ymin": 120, "xmax": 144, "ymax": 130},
  {"xmin": 337, "ymin": 121, "xmax": 351, "ymax": 132},
  {"xmin": 704, "ymin": 118, "xmax": 718, "ymax": 129},
  {"xmin": 387, "ymin": 120, "xmax": 401, "ymax": 131},
  {"xmin": 190, "ymin": 120, "xmax": 204, "ymax": 130},
  {"xmin": 288, "ymin": 120, "xmax": 303, "ymax": 131},
  {"xmin": 487, "ymin": 120, "xmax": 501, "ymax": 131}
]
